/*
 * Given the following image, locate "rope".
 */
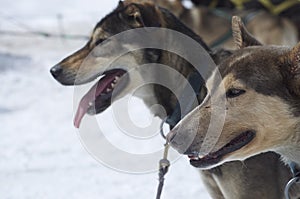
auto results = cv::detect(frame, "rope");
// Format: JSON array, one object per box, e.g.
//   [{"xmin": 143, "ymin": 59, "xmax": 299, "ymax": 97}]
[
  {"xmin": 155, "ymin": 142, "xmax": 170, "ymax": 199},
  {"xmin": 230, "ymin": 0, "xmax": 252, "ymax": 10},
  {"xmin": 0, "ymin": 30, "xmax": 89, "ymax": 40},
  {"xmin": 258, "ymin": 0, "xmax": 300, "ymax": 15},
  {"xmin": 0, "ymin": 13, "xmax": 89, "ymax": 41}
]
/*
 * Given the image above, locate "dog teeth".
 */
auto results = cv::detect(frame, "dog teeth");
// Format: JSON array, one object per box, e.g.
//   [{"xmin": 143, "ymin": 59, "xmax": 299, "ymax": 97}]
[
  {"xmin": 188, "ymin": 155, "xmax": 200, "ymax": 160},
  {"xmin": 113, "ymin": 76, "xmax": 120, "ymax": 83},
  {"xmin": 88, "ymin": 102, "xmax": 94, "ymax": 107},
  {"xmin": 106, "ymin": 79, "xmax": 118, "ymax": 92}
]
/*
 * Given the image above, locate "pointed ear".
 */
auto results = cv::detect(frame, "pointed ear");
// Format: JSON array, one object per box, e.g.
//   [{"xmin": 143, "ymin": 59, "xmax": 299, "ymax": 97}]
[
  {"xmin": 119, "ymin": 4, "xmax": 145, "ymax": 27},
  {"xmin": 281, "ymin": 43, "xmax": 300, "ymax": 95},
  {"xmin": 119, "ymin": 3, "xmax": 161, "ymax": 28},
  {"xmin": 232, "ymin": 16, "xmax": 262, "ymax": 49},
  {"xmin": 118, "ymin": 1, "xmax": 124, "ymax": 8}
]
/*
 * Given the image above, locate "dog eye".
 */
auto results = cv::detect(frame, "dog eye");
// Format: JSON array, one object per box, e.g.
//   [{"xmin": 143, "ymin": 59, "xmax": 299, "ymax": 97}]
[{"xmin": 226, "ymin": 88, "xmax": 246, "ymax": 98}]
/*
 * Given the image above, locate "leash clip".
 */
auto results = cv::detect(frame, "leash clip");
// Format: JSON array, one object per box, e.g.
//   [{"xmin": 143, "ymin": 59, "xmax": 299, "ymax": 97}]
[
  {"xmin": 284, "ymin": 175, "xmax": 300, "ymax": 199},
  {"xmin": 160, "ymin": 117, "xmax": 169, "ymax": 140},
  {"xmin": 155, "ymin": 142, "xmax": 170, "ymax": 199}
]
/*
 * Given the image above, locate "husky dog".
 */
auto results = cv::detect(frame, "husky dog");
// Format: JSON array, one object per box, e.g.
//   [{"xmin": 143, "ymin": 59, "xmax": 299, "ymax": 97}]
[
  {"xmin": 168, "ymin": 16, "xmax": 300, "ymax": 198},
  {"xmin": 153, "ymin": 0, "xmax": 298, "ymax": 49},
  {"xmin": 50, "ymin": 1, "xmax": 297, "ymax": 198}
]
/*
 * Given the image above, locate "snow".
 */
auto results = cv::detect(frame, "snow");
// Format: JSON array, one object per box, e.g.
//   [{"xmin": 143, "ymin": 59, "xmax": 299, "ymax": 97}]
[{"xmin": 0, "ymin": 0, "xmax": 211, "ymax": 198}]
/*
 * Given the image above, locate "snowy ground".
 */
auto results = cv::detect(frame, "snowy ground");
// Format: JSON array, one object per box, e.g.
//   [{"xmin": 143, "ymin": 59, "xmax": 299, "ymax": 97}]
[{"xmin": 0, "ymin": 1, "xmax": 211, "ymax": 198}]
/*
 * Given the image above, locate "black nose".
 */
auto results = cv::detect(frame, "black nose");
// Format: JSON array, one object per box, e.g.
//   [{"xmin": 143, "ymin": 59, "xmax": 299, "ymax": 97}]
[{"xmin": 50, "ymin": 65, "xmax": 63, "ymax": 78}]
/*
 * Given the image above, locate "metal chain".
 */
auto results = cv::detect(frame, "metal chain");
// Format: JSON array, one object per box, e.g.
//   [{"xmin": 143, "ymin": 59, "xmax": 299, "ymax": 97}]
[
  {"xmin": 155, "ymin": 118, "xmax": 171, "ymax": 199},
  {"xmin": 160, "ymin": 117, "xmax": 168, "ymax": 140},
  {"xmin": 284, "ymin": 175, "xmax": 300, "ymax": 199},
  {"xmin": 155, "ymin": 142, "xmax": 170, "ymax": 199}
]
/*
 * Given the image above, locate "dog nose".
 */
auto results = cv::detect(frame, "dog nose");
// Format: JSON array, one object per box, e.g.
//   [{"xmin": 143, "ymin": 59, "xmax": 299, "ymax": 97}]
[
  {"xmin": 166, "ymin": 130, "xmax": 186, "ymax": 154},
  {"xmin": 50, "ymin": 64, "xmax": 63, "ymax": 78}
]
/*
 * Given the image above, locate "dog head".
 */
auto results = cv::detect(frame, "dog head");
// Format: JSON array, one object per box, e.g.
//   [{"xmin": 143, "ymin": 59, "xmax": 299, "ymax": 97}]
[
  {"xmin": 50, "ymin": 0, "xmax": 168, "ymax": 128},
  {"xmin": 167, "ymin": 16, "xmax": 300, "ymax": 169},
  {"xmin": 50, "ymin": 0, "xmax": 162, "ymax": 85}
]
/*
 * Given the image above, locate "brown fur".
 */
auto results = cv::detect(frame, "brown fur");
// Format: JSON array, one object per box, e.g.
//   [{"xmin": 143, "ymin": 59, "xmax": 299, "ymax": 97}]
[
  {"xmin": 168, "ymin": 16, "xmax": 300, "ymax": 198},
  {"xmin": 153, "ymin": 0, "xmax": 298, "ymax": 48},
  {"xmin": 51, "ymin": 2, "xmax": 298, "ymax": 198}
]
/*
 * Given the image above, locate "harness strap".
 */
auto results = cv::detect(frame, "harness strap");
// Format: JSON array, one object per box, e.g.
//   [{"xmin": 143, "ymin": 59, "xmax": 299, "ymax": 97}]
[
  {"xmin": 258, "ymin": 0, "xmax": 300, "ymax": 15},
  {"xmin": 209, "ymin": 0, "xmax": 219, "ymax": 9},
  {"xmin": 230, "ymin": 0, "xmax": 252, "ymax": 10},
  {"xmin": 194, "ymin": 0, "xmax": 300, "ymax": 16}
]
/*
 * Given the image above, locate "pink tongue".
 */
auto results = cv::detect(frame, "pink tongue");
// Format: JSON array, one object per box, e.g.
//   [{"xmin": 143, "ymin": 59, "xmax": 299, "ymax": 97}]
[{"xmin": 74, "ymin": 75, "xmax": 115, "ymax": 128}]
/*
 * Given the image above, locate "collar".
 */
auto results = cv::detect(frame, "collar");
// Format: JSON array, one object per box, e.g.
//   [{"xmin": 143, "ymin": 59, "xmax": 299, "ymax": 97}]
[{"xmin": 166, "ymin": 71, "xmax": 204, "ymax": 129}]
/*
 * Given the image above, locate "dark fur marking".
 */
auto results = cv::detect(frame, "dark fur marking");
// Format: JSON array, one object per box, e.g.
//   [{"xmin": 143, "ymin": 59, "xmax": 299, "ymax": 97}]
[{"xmin": 220, "ymin": 46, "xmax": 300, "ymax": 117}]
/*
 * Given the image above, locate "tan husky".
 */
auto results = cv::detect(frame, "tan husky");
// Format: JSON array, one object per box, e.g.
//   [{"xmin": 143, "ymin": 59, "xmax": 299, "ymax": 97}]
[
  {"xmin": 168, "ymin": 16, "xmax": 300, "ymax": 198},
  {"xmin": 50, "ymin": 1, "xmax": 298, "ymax": 198}
]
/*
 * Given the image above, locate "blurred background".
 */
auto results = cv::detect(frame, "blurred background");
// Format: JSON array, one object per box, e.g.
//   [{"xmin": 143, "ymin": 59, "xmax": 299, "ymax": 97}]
[{"xmin": 0, "ymin": 0, "xmax": 210, "ymax": 198}]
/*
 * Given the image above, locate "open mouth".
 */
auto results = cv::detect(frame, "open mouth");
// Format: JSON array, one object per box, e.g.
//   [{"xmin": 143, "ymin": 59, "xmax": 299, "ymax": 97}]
[
  {"xmin": 74, "ymin": 69, "xmax": 128, "ymax": 128},
  {"xmin": 187, "ymin": 131, "xmax": 255, "ymax": 168}
]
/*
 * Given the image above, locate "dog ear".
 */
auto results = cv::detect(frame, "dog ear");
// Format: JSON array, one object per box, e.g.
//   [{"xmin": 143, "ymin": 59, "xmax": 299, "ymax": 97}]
[
  {"xmin": 282, "ymin": 43, "xmax": 300, "ymax": 95},
  {"xmin": 232, "ymin": 16, "xmax": 262, "ymax": 49},
  {"xmin": 118, "ymin": 1, "xmax": 124, "ymax": 8},
  {"xmin": 119, "ymin": 3, "xmax": 161, "ymax": 28},
  {"xmin": 119, "ymin": 4, "xmax": 144, "ymax": 27}
]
